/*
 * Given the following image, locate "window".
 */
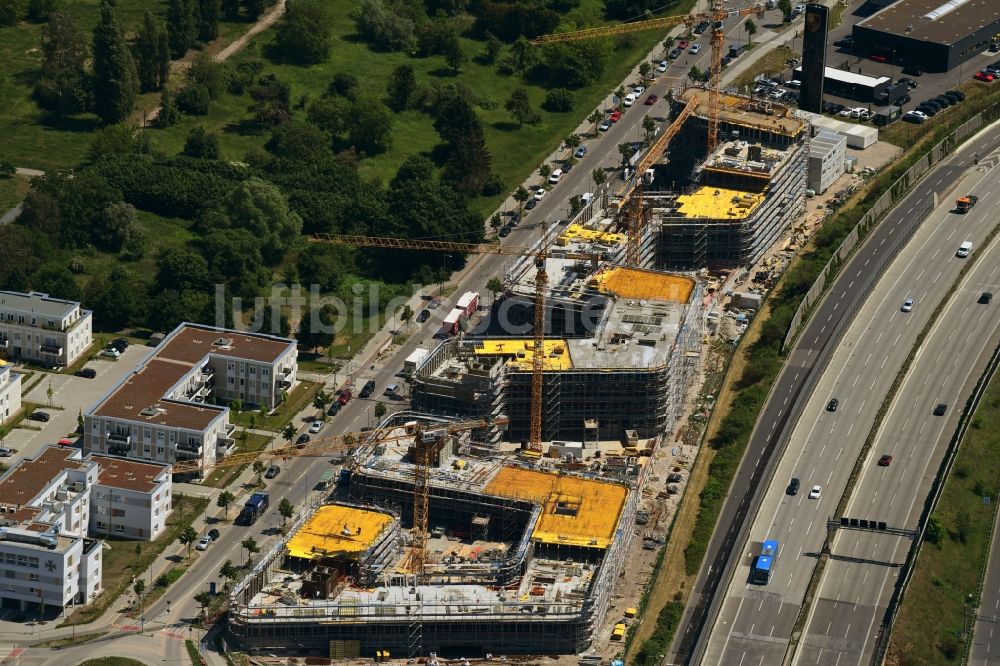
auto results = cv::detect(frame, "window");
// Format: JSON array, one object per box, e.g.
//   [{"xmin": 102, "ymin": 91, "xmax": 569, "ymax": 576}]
[
  {"xmin": 28, "ymin": 557, "xmax": 38, "ymax": 569},
  {"xmin": 5, "ymin": 585, "xmax": 11, "ymax": 592},
  {"xmin": 112, "ymin": 509, "xmax": 125, "ymax": 518},
  {"xmin": 114, "ymin": 524, "xmax": 124, "ymax": 533},
  {"xmin": 16, "ymin": 555, "xmax": 26, "ymax": 567},
  {"xmin": 4, "ymin": 554, "xmax": 14, "ymax": 565},
  {"xmin": 29, "ymin": 573, "xmax": 38, "ymax": 582},
  {"xmin": 249, "ymin": 366, "xmax": 256, "ymax": 375},
  {"xmin": 113, "ymin": 495, "xmax": 122, "ymax": 503},
  {"xmin": 262, "ymin": 368, "xmax": 269, "ymax": 377},
  {"xmin": 96, "ymin": 521, "xmax": 106, "ymax": 530},
  {"xmin": 4, "ymin": 570, "xmax": 13, "ymax": 579}
]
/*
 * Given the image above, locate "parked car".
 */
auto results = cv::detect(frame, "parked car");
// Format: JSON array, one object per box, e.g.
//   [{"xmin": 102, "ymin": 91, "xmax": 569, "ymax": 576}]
[
  {"xmin": 575, "ymin": 144, "xmax": 588, "ymax": 158},
  {"xmin": 57, "ymin": 438, "xmax": 74, "ymax": 447},
  {"xmin": 207, "ymin": 528, "xmax": 220, "ymax": 540},
  {"xmin": 599, "ymin": 119, "xmax": 612, "ymax": 131},
  {"xmin": 786, "ymin": 79, "xmax": 802, "ymax": 88},
  {"xmin": 110, "ymin": 338, "xmax": 129, "ymax": 352},
  {"xmin": 693, "ymin": 20, "xmax": 709, "ymax": 34},
  {"xmin": 877, "ymin": 454, "xmax": 893, "ymax": 467},
  {"xmin": 337, "ymin": 389, "xmax": 353, "ymax": 405},
  {"xmin": 834, "ymin": 37, "xmax": 854, "ymax": 49},
  {"xmin": 524, "ymin": 199, "xmax": 536, "ymax": 210},
  {"xmin": 102, "ymin": 347, "xmax": 120, "ymax": 358},
  {"xmin": 533, "ymin": 188, "xmax": 547, "ymax": 201},
  {"xmin": 946, "ymin": 89, "xmax": 965, "ymax": 100},
  {"xmin": 897, "ymin": 77, "xmax": 918, "ymax": 89},
  {"xmin": 308, "ymin": 420, "xmax": 324, "ymax": 434},
  {"xmin": 689, "ymin": 43, "xmax": 701, "ymax": 55},
  {"xmin": 265, "ymin": 464, "xmax": 280, "ymax": 479},
  {"xmin": 75, "ymin": 368, "xmax": 96, "ymax": 379},
  {"xmin": 296, "ymin": 433, "xmax": 311, "ymax": 446},
  {"xmin": 974, "ymin": 71, "xmax": 995, "ymax": 82},
  {"xmin": 417, "ymin": 309, "xmax": 430, "ymax": 323},
  {"xmin": 0, "ymin": 448, "xmax": 14, "ymax": 458},
  {"xmin": 195, "ymin": 536, "xmax": 212, "ymax": 551},
  {"xmin": 327, "ymin": 401, "xmax": 341, "ymax": 417},
  {"xmin": 644, "ymin": 94, "xmax": 658, "ymax": 105},
  {"xmin": 610, "ymin": 110, "xmax": 622, "ymax": 122},
  {"xmin": 668, "ymin": 47, "xmax": 682, "ymax": 60},
  {"xmin": 498, "ymin": 224, "xmax": 511, "ymax": 237},
  {"xmin": 897, "ymin": 94, "xmax": 912, "ymax": 105},
  {"xmin": 29, "ymin": 411, "xmax": 50, "ymax": 422},
  {"xmin": 657, "ymin": 59, "xmax": 668, "ymax": 73},
  {"xmin": 870, "ymin": 54, "xmax": 887, "ymax": 63}
]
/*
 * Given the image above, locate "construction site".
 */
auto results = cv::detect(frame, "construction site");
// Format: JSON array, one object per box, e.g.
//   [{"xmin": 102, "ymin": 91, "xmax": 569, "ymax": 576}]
[{"xmin": 227, "ymin": 415, "xmax": 647, "ymax": 658}]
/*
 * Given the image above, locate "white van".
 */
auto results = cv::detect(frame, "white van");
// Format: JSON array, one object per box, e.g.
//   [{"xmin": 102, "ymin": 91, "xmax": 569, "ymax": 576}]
[
  {"xmin": 581, "ymin": 192, "xmax": 594, "ymax": 205},
  {"xmin": 623, "ymin": 93, "xmax": 636, "ymax": 107},
  {"xmin": 957, "ymin": 241, "xmax": 973, "ymax": 258},
  {"xmin": 548, "ymin": 169, "xmax": 563, "ymax": 184}
]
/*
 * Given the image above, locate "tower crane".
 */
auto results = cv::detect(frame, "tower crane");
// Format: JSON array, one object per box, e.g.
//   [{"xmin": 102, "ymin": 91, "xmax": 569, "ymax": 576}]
[
  {"xmin": 308, "ymin": 233, "xmax": 604, "ymax": 457},
  {"xmin": 532, "ymin": 3, "xmax": 766, "ymax": 264}
]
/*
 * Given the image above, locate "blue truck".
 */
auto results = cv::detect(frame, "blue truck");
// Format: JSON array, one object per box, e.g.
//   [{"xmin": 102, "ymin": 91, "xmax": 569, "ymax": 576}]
[
  {"xmin": 750, "ymin": 539, "xmax": 779, "ymax": 585},
  {"xmin": 238, "ymin": 491, "xmax": 269, "ymax": 525}
]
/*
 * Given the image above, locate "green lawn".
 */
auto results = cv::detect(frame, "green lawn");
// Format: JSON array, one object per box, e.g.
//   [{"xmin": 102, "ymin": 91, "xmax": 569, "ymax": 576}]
[
  {"xmin": 888, "ymin": 370, "xmax": 1000, "ymax": 663},
  {"xmin": 0, "ymin": 1, "xmax": 264, "ymax": 171},
  {"xmin": 230, "ymin": 379, "xmax": 321, "ymax": 432},
  {"xmin": 0, "ymin": 174, "xmax": 30, "ymax": 213},
  {"xmin": 202, "ymin": 432, "xmax": 273, "ymax": 488},
  {"xmin": 147, "ymin": 0, "xmax": 687, "ymax": 217}
]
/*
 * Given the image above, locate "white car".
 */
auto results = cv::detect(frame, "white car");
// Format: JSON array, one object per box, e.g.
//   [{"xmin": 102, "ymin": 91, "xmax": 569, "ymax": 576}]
[
  {"xmin": 308, "ymin": 420, "xmax": 324, "ymax": 434},
  {"xmin": 770, "ymin": 89, "xmax": 785, "ymax": 100},
  {"xmin": 838, "ymin": 108, "xmax": 853, "ymax": 117},
  {"xmin": 689, "ymin": 44, "xmax": 701, "ymax": 55},
  {"xmin": 808, "ymin": 485, "xmax": 822, "ymax": 499},
  {"xmin": 786, "ymin": 79, "xmax": 802, "ymax": 88},
  {"xmin": 901, "ymin": 298, "xmax": 914, "ymax": 312},
  {"xmin": 793, "ymin": 3, "xmax": 805, "ymax": 14},
  {"xmin": 195, "ymin": 536, "xmax": 211, "ymax": 551},
  {"xmin": 599, "ymin": 120, "xmax": 612, "ymax": 131},
  {"xmin": 623, "ymin": 93, "xmax": 636, "ymax": 107},
  {"xmin": 533, "ymin": 188, "xmax": 547, "ymax": 201},
  {"xmin": 633, "ymin": 85, "xmax": 645, "ymax": 95},
  {"xmin": 102, "ymin": 347, "xmax": 120, "ymax": 358},
  {"xmin": 657, "ymin": 60, "xmax": 668, "ymax": 73}
]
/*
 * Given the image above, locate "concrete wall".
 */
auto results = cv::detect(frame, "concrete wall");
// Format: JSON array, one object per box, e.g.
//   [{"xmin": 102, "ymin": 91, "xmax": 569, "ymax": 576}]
[
  {"xmin": 90, "ymin": 478, "xmax": 171, "ymax": 541},
  {"xmin": 0, "ymin": 367, "xmax": 21, "ymax": 425}
]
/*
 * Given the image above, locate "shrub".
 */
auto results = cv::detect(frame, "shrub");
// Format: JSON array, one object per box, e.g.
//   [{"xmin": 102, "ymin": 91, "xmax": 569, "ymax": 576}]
[
  {"xmin": 543, "ymin": 88, "xmax": 574, "ymax": 112},
  {"xmin": 176, "ymin": 84, "xmax": 211, "ymax": 115}
]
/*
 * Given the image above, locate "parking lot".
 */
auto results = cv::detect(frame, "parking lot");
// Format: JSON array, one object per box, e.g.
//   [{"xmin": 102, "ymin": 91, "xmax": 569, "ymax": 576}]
[{"xmin": 2, "ymin": 345, "xmax": 154, "ymax": 458}]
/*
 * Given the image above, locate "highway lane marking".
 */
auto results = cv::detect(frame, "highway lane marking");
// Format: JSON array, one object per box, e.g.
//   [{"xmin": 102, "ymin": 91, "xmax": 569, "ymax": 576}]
[
  {"xmin": 881, "ymin": 356, "xmax": 889, "ymax": 369},
  {"xmin": 916, "ymin": 269, "xmax": 925, "ymax": 281},
  {"xmin": 853, "ymin": 374, "xmax": 860, "ymax": 387},
  {"xmin": 864, "ymin": 353, "xmax": 872, "ymax": 366},
  {"xmin": 837, "ymin": 447, "xmax": 843, "ymax": 460},
  {"xmin": 875, "ymin": 331, "xmax": 884, "ymax": 344}
]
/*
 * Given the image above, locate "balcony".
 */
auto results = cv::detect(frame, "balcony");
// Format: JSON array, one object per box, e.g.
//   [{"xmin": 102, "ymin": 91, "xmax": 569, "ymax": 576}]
[
  {"xmin": 107, "ymin": 432, "xmax": 131, "ymax": 456},
  {"xmin": 176, "ymin": 442, "xmax": 202, "ymax": 459},
  {"xmin": 217, "ymin": 438, "xmax": 236, "ymax": 457},
  {"xmin": 39, "ymin": 344, "xmax": 63, "ymax": 356}
]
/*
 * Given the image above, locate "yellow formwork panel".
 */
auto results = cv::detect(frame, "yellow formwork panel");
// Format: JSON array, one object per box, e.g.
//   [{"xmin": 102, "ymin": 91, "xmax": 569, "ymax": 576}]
[
  {"xmin": 474, "ymin": 339, "xmax": 573, "ymax": 371},
  {"xmin": 557, "ymin": 223, "xmax": 625, "ymax": 247},
  {"xmin": 484, "ymin": 467, "xmax": 627, "ymax": 549},
  {"xmin": 593, "ymin": 267, "xmax": 695, "ymax": 303},
  {"xmin": 674, "ymin": 186, "xmax": 764, "ymax": 220},
  {"xmin": 286, "ymin": 505, "xmax": 394, "ymax": 560}
]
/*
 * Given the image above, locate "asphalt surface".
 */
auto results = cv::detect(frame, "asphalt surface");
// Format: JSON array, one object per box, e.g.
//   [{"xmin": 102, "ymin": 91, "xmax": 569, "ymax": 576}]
[
  {"xmin": 670, "ymin": 122, "xmax": 1000, "ymax": 664},
  {"xmin": 971, "ymin": 507, "xmax": 1000, "ymax": 666}
]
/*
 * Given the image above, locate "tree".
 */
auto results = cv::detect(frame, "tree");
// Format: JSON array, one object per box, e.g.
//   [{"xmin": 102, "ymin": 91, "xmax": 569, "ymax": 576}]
[
  {"xmin": 513, "ymin": 185, "xmax": 529, "ymax": 213},
  {"xmin": 221, "ymin": 0, "xmax": 240, "ymax": 20},
  {"xmin": 95, "ymin": 202, "xmax": 139, "ymax": 252},
  {"xmin": 182, "ymin": 126, "xmax": 220, "ymax": 158},
  {"xmin": 244, "ymin": 0, "xmax": 268, "ymax": 20},
  {"xmin": 505, "ymin": 88, "xmax": 538, "ymax": 127},
  {"xmin": 223, "ymin": 177, "xmax": 303, "ymax": 263},
  {"xmin": 179, "ymin": 525, "xmax": 198, "ymax": 556},
  {"xmin": 248, "ymin": 73, "xmax": 292, "ymax": 127},
  {"xmin": 156, "ymin": 89, "xmax": 180, "ymax": 126},
  {"xmin": 662, "ymin": 36, "xmax": 675, "ymax": 55},
  {"xmin": 216, "ymin": 490, "xmax": 236, "ymax": 518},
  {"xmin": 744, "ymin": 18, "xmax": 757, "ymax": 44},
  {"xmin": 688, "ymin": 65, "xmax": 705, "ymax": 83},
  {"xmin": 313, "ymin": 389, "xmax": 330, "ymax": 414},
  {"xmin": 240, "ymin": 536, "xmax": 259, "ymax": 565},
  {"xmin": 27, "ymin": 0, "xmax": 57, "ymax": 22},
  {"xmin": 399, "ymin": 304, "xmax": 413, "ymax": 330},
  {"xmin": 386, "ymin": 64, "xmax": 416, "ymax": 111},
  {"xmin": 642, "ymin": 115, "xmax": 656, "ymax": 142},
  {"xmin": 34, "ymin": 11, "xmax": 90, "ymax": 116},
  {"xmin": 638, "ymin": 61, "xmax": 652, "ymax": 81},
  {"xmin": 198, "ymin": 0, "xmax": 220, "ymax": 42},
  {"xmin": 278, "ymin": 497, "xmax": 294, "ymax": 530},
  {"xmin": 92, "ymin": 0, "xmax": 139, "ymax": 125},
  {"xmin": 276, "ymin": 0, "xmax": 334, "ymax": 64},
  {"xmin": 219, "ymin": 559, "xmax": 238, "ymax": 590},
  {"xmin": 486, "ymin": 276, "xmax": 503, "ymax": 306},
  {"xmin": 135, "ymin": 11, "xmax": 169, "ymax": 92},
  {"xmin": 618, "ymin": 142, "xmax": 633, "ymax": 166},
  {"xmin": 433, "ymin": 95, "xmax": 491, "ymax": 196},
  {"xmin": 592, "ymin": 168, "xmax": 606, "ymax": 188},
  {"xmin": 587, "ymin": 109, "xmax": 604, "ymax": 134},
  {"xmin": 926, "ymin": 514, "xmax": 946, "ymax": 544},
  {"xmin": 614, "ymin": 86, "xmax": 626, "ymax": 104},
  {"xmin": 282, "ymin": 422, "xmax": 295, "ymax": 448},
  {"xmin": 543, "ymin": 88, "xmax": 574, "ymax": 112},
  {"xmin": 778, "ymin": 0, "xmax": 793, "ymax": 17},
  {"xmin": 166, "ymin": 0, "xmax": 197, "ymax": 58},
  {"xmin": 483, "ymin": 30, "xmax": 501, "ymax": 64},
  {"xmin": 569, "ymin": 194, "xmax": 583, "ymax": 217},
  {"xmin": 46, "ymin": 380, "xmax": 53, "ymax": 407},
  {"xmin": 564, "ymin": 134, "xmax": 581, "ymax": 151},
  {"xmin": 373, "ymin": 402, "xmax": 387, "ymax": 421},
  {"xmin": 347, "ymin": 97, "xmax": 394, "ymax": 154},
  {"xmin": 539, "ymin": 163, "xmax": 551, "ymax": 180},
  {"xmin": 133, "ymin": 578, "xmax": 145, "ymax": 599},
  {"xmin": 251, "ymin": 459, "xmax": 265, "ymax": 486},
  {"xmin": 443, "ymin": 32, "xmax": 465, "ymax": 74}
]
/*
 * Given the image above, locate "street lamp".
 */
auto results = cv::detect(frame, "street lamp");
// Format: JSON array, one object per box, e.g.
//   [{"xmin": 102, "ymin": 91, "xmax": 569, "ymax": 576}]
[{"xmin": 439, "ymin": 255, "xmax": 452, "ymax": 296}]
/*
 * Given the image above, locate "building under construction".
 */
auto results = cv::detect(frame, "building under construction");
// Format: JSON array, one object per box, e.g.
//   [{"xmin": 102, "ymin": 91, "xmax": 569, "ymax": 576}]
[
  {"xmin": 227, "ymin": 417, "xmax": 646, "ymax": 658},
  {"xmin": 411, "ymin": 249, "xmax": 703, "ymax": 443},
  {"xmin": 653, "ymin": 88, "xmax": 809, "ymax": 269}
]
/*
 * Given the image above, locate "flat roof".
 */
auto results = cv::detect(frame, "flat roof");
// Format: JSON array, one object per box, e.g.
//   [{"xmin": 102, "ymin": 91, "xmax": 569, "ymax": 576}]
[
  {"xmin": 820, "ymin": 66, "xmax": 890, "ymax": 87},
  {"xmin": 857, "ymin": 0, "xmax": 1000, "ymax": 45},
  {"xmin": 679, "ymin": 88, "xmax": 807, "ymax": 138},
  {"xmin": 556, "ymin": 223, "xmax": 625, "ymax": 248},
  {"xmin": 474, "ymin": 339, "xmax": 573, "ymax": 371},
  {"xmin": 286, "ymin": 504, "xmax": 394, "ymax": 560},
  {"xmin": 592, "ymin": 267, "xmax": 695, "ymax": 303},
  {"xmin": 0, "ymin": 290, "xmax": 81, "ymax": 320},
  {"xmin": 675, "ymin": 187, "xmax": 765, "ymax": 220},
  {"xmin": 157, "ymin": 323, "xmax": 294, "ymax": 364},
  {"xmin": 484, "ymin": 467, "xmax": 627, "ymax": 549},
  {"xmin": 0, "ymin": 447, "xmax": 87, "ymax": 508},
  {"xmin": 90, "ymin": 455, "xmax": 169, "ymax": 493}
]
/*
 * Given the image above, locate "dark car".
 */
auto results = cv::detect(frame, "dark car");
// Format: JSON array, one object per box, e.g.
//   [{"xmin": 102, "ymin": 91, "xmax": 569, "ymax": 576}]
[
  {"xmin": 75, "ymin": 368, "xmax": 96, "ymax": 379},
  {"xmin": 902, "ymin": 65, "xmax": 923, "ymax": 76},
  {"xmin": 296, "ymin": 433, "xmax": 311, "ymax": 446},
  {"xmin": 417, "ymin": 309, "xmax": 430, "ymax": 323},
  {"xmin": 943, "ymin": 92, "xmax": 962, "ymax": 104},
  {"xmin": 946, "ymin": 89, "xmax": 966, "ymax": 101},
  {"xmin": 29, "ymin": 411, "xmax": 50, "ymax": 422},
  {"xmin": 921, "ymin": 99, "xmax": 942, "ymax": 110},
  {"xmin": 668, "ymin": 47, "xmax": 682, "ymax": 59},
  {"xmin": 826, "ymin": 398, "xmax": 839, "ymax": 412},
  {"xmin": 932, "ymin": 96, "xmax": 951, "ymax": 107},
  {"xmin": 110, "ymin": 338, "xmax": 129, "ymax": 352},
  {"xmin": 834, "ymin": 37, "xmax": 854, "ymax": 49},
  {"xmin": 933, "ymin": 403, "xmax": 948, "ymax": 416},
  {"xmin": 207, "ymin": 528, "xmax": 220, "ymax": 540},
  {"xmin": 264, "ymin": 465, "xmax": 280, "ymax": 479},
  {"xmin": 327, "ymin": 401, "xmax": 341, "ymax": 417},
  {"xmin": 979, "ymin": 292, "xmax": 993, "ymax": 304},
  {"xmin": 524, "ymin": 199, "xmax": 537, "ymax": 210},
  {"xmin": 509, "ymin": 213, "xmax": 520, "ymax": 226},
  {"xmin": 722, "ymin": 55, "xmax": 732, "ymax": 66},
  {"xmin": 897, "ymin": 94, "xmax": 911, "ymax": 105},
  {"xmin": 786, "ymin": 478, "xmax": 800, "ymax": 495},
  {"xmin": 877, "ymin": 454, "xmax": 893, "ymax": 467},
  {"xmin": 897, "ymin": 77, "xmax": 918, "ymax": 89},
  {"xmin": 359, "ymin": 380, "xmax": 376, "ymax": 399},
  {"xmin": 644, "ymin": 94, "xmax": 659, "ymax": 105},
  {"xmin": 498, "ymin": 225, "xmax": 511, "ymax": 238},
  {"xmin": 916, "ymin": 105, "xmax": 938, "ymax": 116},
  {"xmin": 574, "ymin": 145, "xmax": 588, "ymax": 158},
  {"xmin": 693, "ymin": 20, "xmax": 709, "ymax": 34}
]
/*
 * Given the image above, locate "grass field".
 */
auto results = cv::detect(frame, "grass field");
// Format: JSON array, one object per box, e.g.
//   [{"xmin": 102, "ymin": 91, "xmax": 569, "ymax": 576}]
[
  {"xmin": 202, "ymin": 433, "xmax": 273, "ymax": 488},
  {"xmin": 146, "ymin": 0, "xmax": 688, "ymax": 217},
  {"xmin": 0, "ymin": 1, "xmax": 258, "ymax": 171},
  {"xmin": 0, "ymin": 174, "xmax": 30, "ymax": 212},
  {"xmin": 732, "ymin": 45, "xmax": 797, "ymax": 90},
  {"xmin": 887, "ymin": 369, "xmax": 1000, "ymax": 664}
]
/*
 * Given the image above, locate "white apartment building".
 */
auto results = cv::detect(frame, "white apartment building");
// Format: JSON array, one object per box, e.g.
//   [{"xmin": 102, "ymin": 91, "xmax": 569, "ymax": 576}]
[
  {"xmin": 0, "ymin": 291, "xmax": 92, "ymax": 367},
  {"xmin": 0, "ymin": 447, "xmax": 172, "ymax": 613},
  {"xmin": 0, "ymin": 364, "xmax": 21, "ymax": 425},
  {"xmin": 84, "ymin": 323, "xmax": 297, "ymax": 470},
  {"xmin": 807, "ymin": 130, "xmax": 847, "ymax": 195}
]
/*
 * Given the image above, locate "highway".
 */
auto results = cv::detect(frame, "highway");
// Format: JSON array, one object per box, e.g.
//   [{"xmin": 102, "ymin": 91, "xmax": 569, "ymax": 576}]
[
  {"xmin": 794, "ymin": 173, "xmax": 1000, "ymax": 665},
  {"xmin": 677, "ymin": 125, "xmax": 1000, "ymax": 665},
  {"xmin": 972, "ymin": 507, "xmax": 1000, "ymax": 665}
]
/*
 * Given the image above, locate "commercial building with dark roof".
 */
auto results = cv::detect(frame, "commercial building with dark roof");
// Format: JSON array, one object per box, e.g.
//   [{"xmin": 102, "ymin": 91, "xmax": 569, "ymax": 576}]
[
  {"xmin": 83, "ymin": 323, "xmax": 297, "ymax": 471},
  {"xmin": 851, "ymin": 0, "xmax": 1000, "ymax": 72}
]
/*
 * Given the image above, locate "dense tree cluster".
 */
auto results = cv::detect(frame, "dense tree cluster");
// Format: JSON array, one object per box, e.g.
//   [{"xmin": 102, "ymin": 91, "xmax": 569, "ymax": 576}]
[{"xmin": 275, "ymin": 0, "xmax": 334, "ymax": 64}]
